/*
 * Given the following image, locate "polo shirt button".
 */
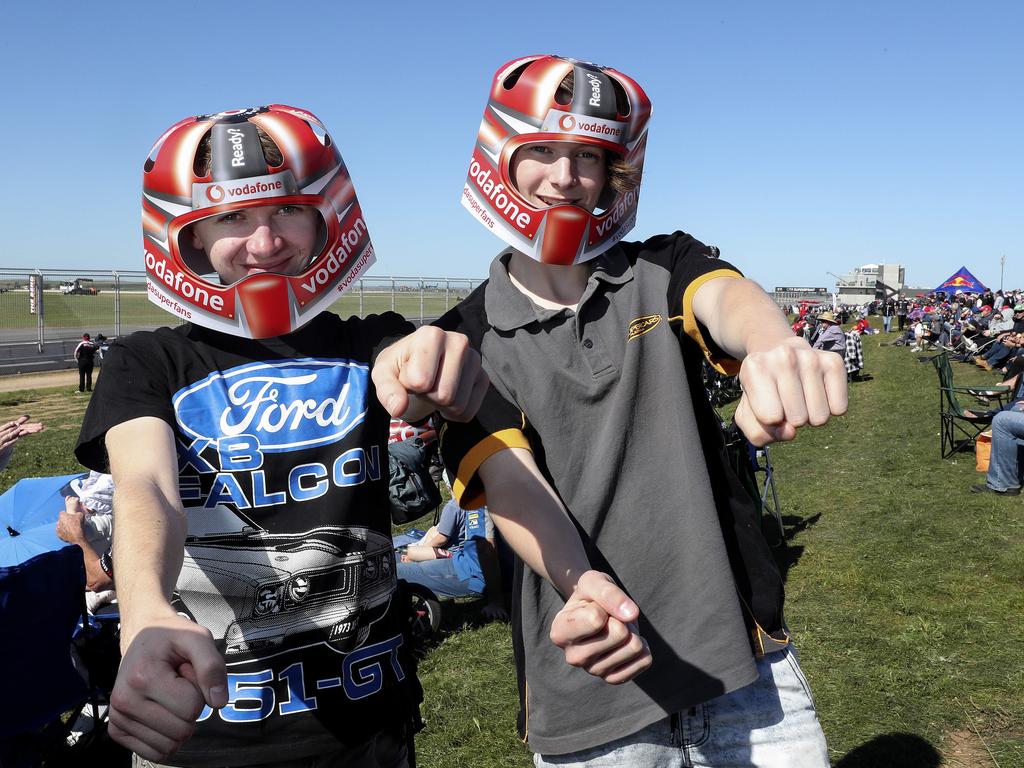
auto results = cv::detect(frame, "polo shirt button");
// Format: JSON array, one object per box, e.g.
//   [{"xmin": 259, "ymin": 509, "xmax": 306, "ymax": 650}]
[{"xmin": 582, "ymin": 339, "xmax": 594, "ymax": 349}]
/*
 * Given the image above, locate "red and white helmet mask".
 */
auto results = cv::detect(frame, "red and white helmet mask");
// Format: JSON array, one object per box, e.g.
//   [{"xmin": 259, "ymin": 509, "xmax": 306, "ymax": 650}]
[
  {"xmin": 142, "ymin": 105, "xmax": 375, "ymax": 338},
  {"xmin": 462, "ymin": 55, "xmax": 651, "ymax": 265}
]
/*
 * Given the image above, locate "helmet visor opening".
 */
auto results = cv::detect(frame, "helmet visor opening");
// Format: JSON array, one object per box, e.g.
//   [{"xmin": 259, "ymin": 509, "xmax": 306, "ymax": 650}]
[
  {"xmin": 176, "ymin": 203, "xmax": 329, "ymax": 287},
  {"xmin": 509, "ymin": 140, "xmax": 633, "ymax": 216}
]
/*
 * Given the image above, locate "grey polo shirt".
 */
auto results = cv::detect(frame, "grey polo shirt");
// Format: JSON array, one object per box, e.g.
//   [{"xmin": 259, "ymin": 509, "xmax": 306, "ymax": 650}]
[{"xmin": 436, "ymin": 232, "xmax": 787, "ymax": 755}]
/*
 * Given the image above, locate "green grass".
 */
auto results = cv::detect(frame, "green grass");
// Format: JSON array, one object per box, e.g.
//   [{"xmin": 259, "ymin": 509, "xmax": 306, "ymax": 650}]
[{"xmin": 2, "ymin": 334, "xmax": 1021, "ymax": 767}]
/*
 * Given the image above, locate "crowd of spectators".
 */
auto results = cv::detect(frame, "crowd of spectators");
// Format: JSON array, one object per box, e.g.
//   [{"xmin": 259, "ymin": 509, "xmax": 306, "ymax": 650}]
[
  {"xmin": 864, "ymin": 288, "xmax": 1024, "ymax": 496},
  {"xmin": 788, "ymin": 301, "xmax": 875, "ymax": 381}
]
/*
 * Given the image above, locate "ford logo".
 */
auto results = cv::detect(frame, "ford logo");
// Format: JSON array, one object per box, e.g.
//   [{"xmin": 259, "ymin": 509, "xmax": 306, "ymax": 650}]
[{"xmin": 173, "ymin": 360, "xmax": 369, "ymax": 452}]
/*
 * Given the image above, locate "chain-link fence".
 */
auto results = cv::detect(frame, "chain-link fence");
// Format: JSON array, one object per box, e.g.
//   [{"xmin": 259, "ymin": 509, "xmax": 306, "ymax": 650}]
[
  {"xmin": 0, "ymin": 268, "xmax": 483, "ymax": 373},
  {"xmin": 0, "ymin": 268, "xmax": 483, "ymax": 345}
]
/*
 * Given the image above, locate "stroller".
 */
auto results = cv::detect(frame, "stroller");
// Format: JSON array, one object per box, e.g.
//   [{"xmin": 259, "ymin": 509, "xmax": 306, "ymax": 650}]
[{"xmin": 0, "ymin": 475, "xmax": 124, "ymax": 767}]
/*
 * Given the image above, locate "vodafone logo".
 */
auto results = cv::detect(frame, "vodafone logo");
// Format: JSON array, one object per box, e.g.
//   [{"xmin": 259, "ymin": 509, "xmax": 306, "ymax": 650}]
[
  {"xmin": 192, "ymin": 172, "xmax": 294, "ymax": 210},
  {"xmin": 543, "ymin": 109, "xmax": 624, "ymax": 141}
]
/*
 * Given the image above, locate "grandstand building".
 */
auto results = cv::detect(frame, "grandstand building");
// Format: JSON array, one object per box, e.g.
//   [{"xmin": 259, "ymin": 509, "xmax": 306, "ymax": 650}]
[{"xmin": 833, "ymin": 263, "xmax": 905, "ymax": 305}]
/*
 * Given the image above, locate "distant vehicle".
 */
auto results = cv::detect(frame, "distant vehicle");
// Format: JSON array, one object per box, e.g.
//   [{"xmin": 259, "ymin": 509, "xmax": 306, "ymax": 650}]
[{"xmin": 59, "ymin": 278, "xmax": 100, "ymax": 296}]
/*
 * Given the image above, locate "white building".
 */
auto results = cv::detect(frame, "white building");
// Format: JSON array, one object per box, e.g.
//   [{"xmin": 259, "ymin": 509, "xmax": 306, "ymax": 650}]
[{"xmin": 833, "ymin": 263, "xmax": 905, "ymax": 305}]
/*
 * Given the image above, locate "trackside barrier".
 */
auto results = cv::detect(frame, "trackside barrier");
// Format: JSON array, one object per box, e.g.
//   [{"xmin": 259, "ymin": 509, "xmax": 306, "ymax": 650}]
[{"xmin": 0, "ymin": 269, "xmax": 483, "ymax": 372}]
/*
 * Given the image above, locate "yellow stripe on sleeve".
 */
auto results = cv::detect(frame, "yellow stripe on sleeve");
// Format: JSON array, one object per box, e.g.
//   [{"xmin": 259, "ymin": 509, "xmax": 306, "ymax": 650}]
[
  {"xmin": 452, "ymin": 428, "xmax": 532, "ymax": 509},
  {"xmin": 681, "ymin": 269, "xmax": 743, "ymax": 376}
]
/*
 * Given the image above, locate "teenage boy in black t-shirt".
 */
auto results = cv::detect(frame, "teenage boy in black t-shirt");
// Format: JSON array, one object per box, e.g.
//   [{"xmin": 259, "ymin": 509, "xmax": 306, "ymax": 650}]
[
  {"xmin": 74, "ymin": 106, "xmax": 497, "ymax": 768},
  {"xmin": 78, "ymin": 105, "xmax": 642, "ymax": 768}
]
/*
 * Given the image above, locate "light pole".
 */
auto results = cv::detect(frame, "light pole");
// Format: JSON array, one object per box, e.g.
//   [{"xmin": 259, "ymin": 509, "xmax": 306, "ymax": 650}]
[
  {"xmin": 1000, "ymin": 254, "xmax": 1005, "ymax": 293},
  {"xmin": 826, "ymin": 272, "xmax": 849, "ymax": 310}
]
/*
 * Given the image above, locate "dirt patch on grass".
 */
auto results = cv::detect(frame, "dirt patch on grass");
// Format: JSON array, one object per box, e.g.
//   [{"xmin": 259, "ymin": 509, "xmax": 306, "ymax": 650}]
[
  {"xmin": 942, "ymin": 729, "xmax": 996, "ymax": 767},
  {"xmin": 0, "ymin": 370, "xmax": 80, "ymax": 393}
]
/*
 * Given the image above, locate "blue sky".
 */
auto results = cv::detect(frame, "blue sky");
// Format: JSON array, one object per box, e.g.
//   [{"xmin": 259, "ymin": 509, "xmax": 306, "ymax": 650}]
[{"xmin": 3, "ymin": 1, "xmax": 1021, "ymax": 291}]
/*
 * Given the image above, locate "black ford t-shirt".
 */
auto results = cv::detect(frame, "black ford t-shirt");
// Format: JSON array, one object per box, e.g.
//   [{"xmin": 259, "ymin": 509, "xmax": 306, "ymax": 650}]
[{"xmin": 76, "ymin": 312, "xmax": 419, "ymax": 766}]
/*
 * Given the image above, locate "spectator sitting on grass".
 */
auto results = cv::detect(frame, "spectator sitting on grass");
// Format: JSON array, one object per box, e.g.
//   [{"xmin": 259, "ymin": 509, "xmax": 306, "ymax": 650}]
[
  {"xmin": 911, "ymin": 319, "xmax": 928, "ymax": 352},
  {"xmin": 395, "ymin": 498, "xmax": 508, "ymax": 621},
  {"xmin": 811, "ymin": 312, "xmax": 846, "ymax": 358},
  {"xmin": 971, "ymin": 401, "xmax": 1024, "ymax": 496},
  {"xmin": 56, "ymin": 471, "xmax": 116, "ymax": 611}
]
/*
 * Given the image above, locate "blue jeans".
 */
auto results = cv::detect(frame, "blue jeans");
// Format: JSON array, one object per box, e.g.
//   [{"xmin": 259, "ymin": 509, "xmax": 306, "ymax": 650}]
[
  {"xmin": 397, "ymin": 556, "xmax": 479, "ymax": 598},
  {"xmin": 883, "ymin": 315, "xmax": 892, "ymax": 332},
  {"xmin": 985, "ymin": 342, "xmax": 1011, "ymax": 367},
  {"xmin": 986, "ymin": 409, "xmax": 1024, "ymax": 492},
  {"xmin": 533, "ymin": 646, "xmax": 828, "ymax": 768}
]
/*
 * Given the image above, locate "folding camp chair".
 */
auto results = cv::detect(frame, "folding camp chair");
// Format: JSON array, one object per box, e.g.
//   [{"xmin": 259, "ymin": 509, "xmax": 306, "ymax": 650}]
[
  {"xmin": 747, "ymin": 443, "xmax": 784, "ymax": 541},
  {"xmin": 931, "ymin": 352, "xmax": 1009, "ymax": 459},
  {"xmin": 722, "ymin": 422, "xmax": 785, "ymax": 541}
]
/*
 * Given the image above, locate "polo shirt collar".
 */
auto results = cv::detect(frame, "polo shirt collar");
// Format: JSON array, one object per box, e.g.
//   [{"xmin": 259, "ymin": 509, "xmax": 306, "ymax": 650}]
[{"xmin": 485, "ymin": 247, "xmax": 634, "ymax": 332}]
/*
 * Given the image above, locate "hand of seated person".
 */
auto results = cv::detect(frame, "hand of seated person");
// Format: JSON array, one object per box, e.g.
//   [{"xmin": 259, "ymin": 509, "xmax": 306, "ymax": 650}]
[{"xmin": 401, "ymin": 544, "xmax": 450, "ymax": 562}]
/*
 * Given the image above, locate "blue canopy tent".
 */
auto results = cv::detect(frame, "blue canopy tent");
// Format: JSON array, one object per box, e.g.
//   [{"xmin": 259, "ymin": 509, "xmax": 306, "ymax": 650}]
[{"xmin": 933, "ymin": 267, "xmax": 987, "ymax": 296}]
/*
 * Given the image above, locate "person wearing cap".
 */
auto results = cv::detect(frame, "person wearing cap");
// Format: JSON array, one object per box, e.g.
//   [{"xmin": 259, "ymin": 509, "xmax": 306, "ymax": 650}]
[
  {"xmin": 74, "ymin": 105, "xmax": 498, "ymax": 768},
  {"xmin": 435, "ymin": 56, "xmax": 846, "ymax": 767},
  {"xmin": 74, "ymin": 332, "xmax": 99, "ymax": 393},
  {"xmin": 810, "ymin": 312, "xmax": 846, "ymax": 359}
]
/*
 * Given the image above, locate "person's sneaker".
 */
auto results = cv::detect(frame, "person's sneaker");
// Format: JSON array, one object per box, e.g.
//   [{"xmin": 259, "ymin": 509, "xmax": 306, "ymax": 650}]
[{"xmin": 970, "ymin": 483, "xmax": 1021, "ymax": 496}]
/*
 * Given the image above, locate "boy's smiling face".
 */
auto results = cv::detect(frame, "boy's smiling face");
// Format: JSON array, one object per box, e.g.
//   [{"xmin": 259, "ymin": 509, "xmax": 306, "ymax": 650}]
[
  {"xmin": 510, "ymin": 141, "xmax": 607, "ymax": 213},
  {"xmin": 189, "ymin": 203, "xmax": 319, "ymax": 284}
]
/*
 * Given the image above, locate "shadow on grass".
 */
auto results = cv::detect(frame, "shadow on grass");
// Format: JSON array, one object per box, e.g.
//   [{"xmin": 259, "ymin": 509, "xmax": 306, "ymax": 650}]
[
  {"xmin": 835, "ymin": 732, "xmax": 940, "ymax": 767},
  {"xmin": 764, "ymin": 512, "xmax": 822, "ymax": 583},
  {"xmin": 409, "ymin": 596, "xmax": 508, "ymax": 658}
]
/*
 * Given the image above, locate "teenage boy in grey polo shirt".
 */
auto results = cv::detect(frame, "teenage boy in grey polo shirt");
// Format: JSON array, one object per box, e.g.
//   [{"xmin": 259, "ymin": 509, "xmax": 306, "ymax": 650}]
[{"xmin": 435, "ymin": 55, "xmax": 847, "ymax": 766}]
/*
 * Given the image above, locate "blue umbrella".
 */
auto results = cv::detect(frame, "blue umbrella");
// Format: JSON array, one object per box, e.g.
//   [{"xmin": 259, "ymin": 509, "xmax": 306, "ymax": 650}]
[{"xmin": 0, "ymin": 473, "xmax": 85, "ymax": 567}]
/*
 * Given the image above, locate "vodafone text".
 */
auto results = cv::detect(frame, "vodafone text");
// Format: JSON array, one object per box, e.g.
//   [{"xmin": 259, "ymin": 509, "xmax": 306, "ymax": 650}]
[
  {"xmin": 146, "ymin": 252, "xmax": 225, "ymax": 312},
  {"xmin": 467, "ymin": 161, "xmax": 531, "ymax": 230},
  {"xmin": 299, "ymin": 218, "xmax": 368, "ymax": 295},
  {"xmin": 568, "ymin": 118, "xmax": 621, "ymax": 138},
  {"xmin": 223, "ymin": 180, "xmax": 283, "ymax": 198},
  {"xmin": 336, "ymin": 246, "xmax": 374, "ymax": 293},
  {"xmin": 595, "ymin": 186, "xmax": 639, "ymax": 237}
]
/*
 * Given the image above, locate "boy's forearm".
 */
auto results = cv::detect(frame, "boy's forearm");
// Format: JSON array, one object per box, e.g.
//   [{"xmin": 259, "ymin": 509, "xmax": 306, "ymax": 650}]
[
  {"xmin": 106, "ymin": 418, "xmax": 189, "ymax": 644},
  {"xmin": 478, "ymin": 448, "xmax": 591, "ymax": 599},
  {"xmin": 695, "ymin": 277, "xmax": 796, "ymax": 359}
]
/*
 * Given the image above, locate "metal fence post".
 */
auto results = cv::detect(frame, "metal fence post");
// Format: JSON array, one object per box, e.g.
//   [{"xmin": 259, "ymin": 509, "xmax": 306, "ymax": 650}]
[
  {"xmin": 391, "ymin": 278, "xmax": 396, "ymax": 312},
  {"xmin": 34, "ymin": 269, "xmax": 44, "ymax": 353},
  {"xmin": 445, "ymin": 279, "xmax": 450, "ymax": 311},
  {"xmin": 113, "ymin": 270, "xmax": 121, "ymax": 337}
]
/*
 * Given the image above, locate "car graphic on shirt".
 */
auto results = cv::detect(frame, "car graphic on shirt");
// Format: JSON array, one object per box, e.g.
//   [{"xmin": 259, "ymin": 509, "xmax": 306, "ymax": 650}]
[{"xmin": 173, "ymin": 525, "xmax": 395, "ymax": 657}]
